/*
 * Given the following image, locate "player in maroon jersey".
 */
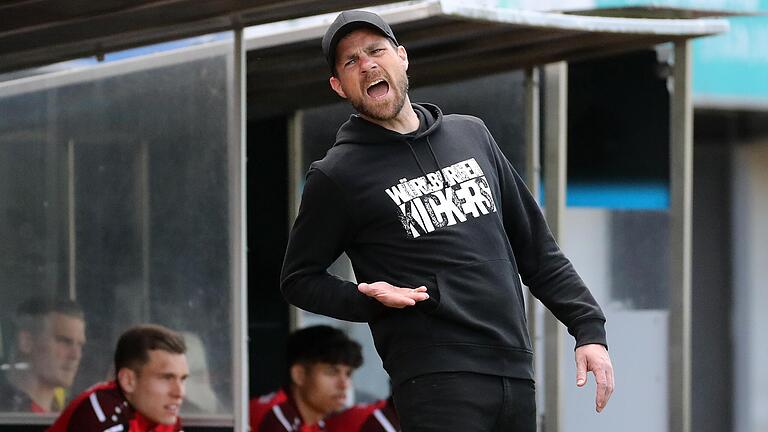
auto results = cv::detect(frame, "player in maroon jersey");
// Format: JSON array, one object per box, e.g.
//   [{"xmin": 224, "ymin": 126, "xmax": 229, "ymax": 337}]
[
  {"xmin": 250, "ymin": 326, "xmax": 363, "ymax": 431},
  {"xmin": 326, "ymin": 397, "xmax": 400, "ymax": 432},
  {"xmin": 48, "ymin": 324, "xmax": 188, "ymax": 432}
]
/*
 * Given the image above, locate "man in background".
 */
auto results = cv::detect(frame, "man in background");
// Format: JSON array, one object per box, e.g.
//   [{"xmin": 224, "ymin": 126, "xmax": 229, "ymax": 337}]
[
  {"xmin": 250, "ymin": 325, "xmax": 363, "ymax": 431},
  {"xmin": 0, "ymin": 297, "xmax": 86, "ymax": 413},
  {"xmin": 48, "ymin": 323, "xmax": 188, "ymax": 432}
]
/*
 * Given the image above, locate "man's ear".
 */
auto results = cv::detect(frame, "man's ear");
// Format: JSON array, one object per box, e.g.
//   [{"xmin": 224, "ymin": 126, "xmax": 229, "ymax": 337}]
[
  {"xmin": 290, "ymin": 364, "xmax": 307, "ymax": 387},
  {"xmin": 329, "ymin": 76, "xmax": 347, "ymax": 99},
  {"xmin": 398, "ymin": 45, "xmax": 409, "ymax": 71},
  {"xmin": 117, "ymin": 368, "xmax": 137, "ymax": 395},
  {"xmin": 17, "ymin": 330, "xmax": 34, "ymax": 355}
]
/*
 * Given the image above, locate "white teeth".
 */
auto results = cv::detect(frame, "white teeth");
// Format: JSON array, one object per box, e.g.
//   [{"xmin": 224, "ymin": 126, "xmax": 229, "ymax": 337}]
[{"xmin": 367, "ymin": 79, "xmax": 385, "ymax": 88}]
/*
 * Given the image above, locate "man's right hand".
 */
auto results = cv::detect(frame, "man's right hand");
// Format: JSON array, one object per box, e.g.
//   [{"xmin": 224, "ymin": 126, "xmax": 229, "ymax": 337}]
[{"xmin": 358, "ymin": 282, "xmax": 429, "ymax": 308}]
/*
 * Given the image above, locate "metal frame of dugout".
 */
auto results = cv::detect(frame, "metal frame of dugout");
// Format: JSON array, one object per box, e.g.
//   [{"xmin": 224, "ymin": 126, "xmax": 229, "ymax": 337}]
[{"xmin": 0, "ymin": 1, "xmax": 728, "ymax": 431}]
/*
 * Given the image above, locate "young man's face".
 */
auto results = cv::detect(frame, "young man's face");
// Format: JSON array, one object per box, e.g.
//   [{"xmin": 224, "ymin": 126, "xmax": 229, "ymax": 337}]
[
  {"xmin": 293, "ymin": 362, "xmax": 354, "ymax": 417},
  {"xmin": 329, "ymin": 28, "xmax": 410, "ymax": 122},
  {"xmin": 23, "ymin": 312, "xmax": 86, "ymax": 389},
  {"xmin": 120, "ymin": 350, "xmax": 189, "ymax": 425}
]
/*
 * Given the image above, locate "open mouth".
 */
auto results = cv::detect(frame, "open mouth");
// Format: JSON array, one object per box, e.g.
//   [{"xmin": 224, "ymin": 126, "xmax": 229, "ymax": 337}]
[
  {"xmin": 165, "ymin": 404, "xmax": 180, "ymax": 415},
  {"xmin": 366, "ymin": 79, "xmax": 390, "ymax": 99}
]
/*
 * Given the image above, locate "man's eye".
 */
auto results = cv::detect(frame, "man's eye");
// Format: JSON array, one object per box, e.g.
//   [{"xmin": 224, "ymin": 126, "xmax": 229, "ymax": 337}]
[{"xmin": 345, "ymin": 59, "xmax": 355, "ymax": 67}]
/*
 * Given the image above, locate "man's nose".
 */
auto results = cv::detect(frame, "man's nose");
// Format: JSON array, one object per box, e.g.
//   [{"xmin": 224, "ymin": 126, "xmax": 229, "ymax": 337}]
[
  {"xmin": 339, "ymin": 375, "xmax": 352, "ymax": 391},
  {"xmin": 172, "ymin": 380, "xmax": 185, "ymax": 399},
  {"xmin": 69, "ymin": 344, "xmax": 83, "ymax": 360},
  {"xmin": 359, "ymin": 55, "xmax": 378, "ymax": 72}
]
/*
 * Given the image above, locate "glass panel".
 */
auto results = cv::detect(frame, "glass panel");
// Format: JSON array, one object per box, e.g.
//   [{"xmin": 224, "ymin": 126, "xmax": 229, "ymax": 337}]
[
  {"xmin": 0, "ymin": 38, "xmax": 235, "ymax": 421},
  {"xmin": 561, "ymin": 208, "xmax": 669, "ymax": 431}
]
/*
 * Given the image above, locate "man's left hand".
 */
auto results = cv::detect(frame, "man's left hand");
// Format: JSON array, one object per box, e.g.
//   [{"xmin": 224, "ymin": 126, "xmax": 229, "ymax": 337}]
[{"xmin": 575, "ymin": 343, "xmax": 614, "ymax": 413}]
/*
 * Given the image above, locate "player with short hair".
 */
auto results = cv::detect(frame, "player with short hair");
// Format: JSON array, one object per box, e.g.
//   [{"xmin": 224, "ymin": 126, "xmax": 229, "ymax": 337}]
[
  {"xmin": 48, "ymin": 324, "xmax": 188, "ymax": 432},
  {"xmin": 0, "ymin": 297, "xmax": 85, "ymax": 413},
  {"xmin": 250, "ymin": 325, "xmax": 363, "ymax": 431}
]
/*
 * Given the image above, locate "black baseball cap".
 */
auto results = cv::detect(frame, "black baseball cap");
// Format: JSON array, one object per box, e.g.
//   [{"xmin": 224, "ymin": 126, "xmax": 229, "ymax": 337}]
[{"xmin": 322, "ymin": 10, "xmax": 399, "ymax": 74}]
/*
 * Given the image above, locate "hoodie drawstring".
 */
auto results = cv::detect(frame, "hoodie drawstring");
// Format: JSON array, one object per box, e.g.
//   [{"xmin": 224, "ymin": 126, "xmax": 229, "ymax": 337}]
[
  {"xmin": 406, "ymin": 136, "xmax": 446, "ymax": 188},
  {"xmin": 425, "ymin": 136, "xmax": 446, "ymax": 186},
  {"xmin": 405, "ymin": 139, "xmax": 430, "ymax": 179}
]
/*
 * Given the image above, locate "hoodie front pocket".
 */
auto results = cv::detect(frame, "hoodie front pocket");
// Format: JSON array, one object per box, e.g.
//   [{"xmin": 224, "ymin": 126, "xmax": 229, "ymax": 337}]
[{"xmin": 430, "ymin": 259, "xmax": 531, "ymax": 350}]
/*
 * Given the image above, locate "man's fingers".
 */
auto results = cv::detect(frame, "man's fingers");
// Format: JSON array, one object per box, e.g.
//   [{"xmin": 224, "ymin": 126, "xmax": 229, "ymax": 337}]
[
  {"xmin": 595, "ymin": 368, "xmax": 608, "ymax": 412},
  {"xmin": 604, "ymin": 363, "xmax": 615, "ymax": 407},
  {"xmin": 358, "ymin": 282, "xmax": 429, "ymax": 307},
  {"xmin": 358, "ymin": 282, "xmax": 377, "ymax": 296},
  {"xmin": 406, "ymin": 286, "xmax": 430, "ymax": 301},
  {"xmin": 574, "ymin": 344, "xmax": 615, "ymax": 413},
  {"xmin": 575, "ymin": 354, "xmax": 587, "ymax": 387}
]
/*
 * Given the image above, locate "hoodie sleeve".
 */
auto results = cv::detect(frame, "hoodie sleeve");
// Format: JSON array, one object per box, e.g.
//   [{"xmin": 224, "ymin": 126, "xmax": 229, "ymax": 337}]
[
  {"xmin": 280, "ymin": 167, "xmax": 386, "ymax": 322},
  {"xmin": 484, "ymin": 127, "xmax": 608, "ymax": 349}
]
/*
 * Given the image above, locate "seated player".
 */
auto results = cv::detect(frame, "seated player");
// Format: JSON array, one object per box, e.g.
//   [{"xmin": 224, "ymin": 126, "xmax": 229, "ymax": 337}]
[
  {"xmin": 0, "ymin": 297, "xmax": 86, "ymax": 413},
  {"xmin": 250, "ymin": 325, "xmax": 363, "ymax": 431},
  {"xmin": 48, "ymin": 324, "xmax": 188, "ymax": 432}
]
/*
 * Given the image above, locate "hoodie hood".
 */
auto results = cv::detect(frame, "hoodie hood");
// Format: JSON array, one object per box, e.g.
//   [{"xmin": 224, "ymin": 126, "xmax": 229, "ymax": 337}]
[{"xmin": 333, "ymin": 103, "xmax": 442, "ymax": 147}]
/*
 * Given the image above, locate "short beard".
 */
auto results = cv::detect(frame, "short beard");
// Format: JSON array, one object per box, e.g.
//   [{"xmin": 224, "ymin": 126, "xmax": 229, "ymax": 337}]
[{"xmin": 351, "ymin": 69, "xmax": 409, "ymax": 122}]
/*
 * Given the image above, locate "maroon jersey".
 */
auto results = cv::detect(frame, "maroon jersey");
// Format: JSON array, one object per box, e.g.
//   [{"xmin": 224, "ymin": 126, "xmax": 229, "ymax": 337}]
[
  {"xmin": 326, "ymin": 398, "xmax": 400, "ymax": 432},
  {"xmin": 249, "ymin": 388, "xmax": 325, "ymax": 432},
  {"xmin": 47, "ymin": 381, "xmax": 182, "ymax": 432}
]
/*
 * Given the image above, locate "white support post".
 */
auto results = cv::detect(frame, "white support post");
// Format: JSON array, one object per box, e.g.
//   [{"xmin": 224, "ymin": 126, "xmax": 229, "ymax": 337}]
[{"xmin": 230, "ymin": 27, "xmax": 249, "ymax": 432}]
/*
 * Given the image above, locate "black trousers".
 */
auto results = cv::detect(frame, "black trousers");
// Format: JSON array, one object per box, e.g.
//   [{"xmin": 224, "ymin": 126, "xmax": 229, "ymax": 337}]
[{"xmin": 392, "ymin": 372, "xmax": 536, "ymax": 432}]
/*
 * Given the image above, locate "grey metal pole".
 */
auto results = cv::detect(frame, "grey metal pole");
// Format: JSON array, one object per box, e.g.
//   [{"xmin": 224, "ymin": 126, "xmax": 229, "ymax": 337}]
[
  {"xmin": 524, "ymin": 66, "xmax": 543, "ymax": 432},
  {"xmin": 67, "ymin": 139, "xmax": 76, "ymax": 300},
  {"xmin": 231, "ymin": 27, "xmax": 249, "ymax": 432},
  {"xmin": 287, "ymin": 111, "xmax": 304, "ymax": 332},
  {"xmin": 543, "ymin": 61, "xmax": 568, "ymax": 432},
  {"xmin": 288, "ymin": 111, "xmax": 304, "ymax": 224},
  {"xmin": 524, "ymin": 67, "xmax": 541, "ymax": 345},
  {"xmin": 45, "ymin": 93, "xmax": 61, "ymax": 298},
  {"xmin": 669, "ymin": 39, "xmax": 692, "ymax": 432},
  {"xmin": 138, "ymin": 139, "xmax": 150, "ymax": 319}
]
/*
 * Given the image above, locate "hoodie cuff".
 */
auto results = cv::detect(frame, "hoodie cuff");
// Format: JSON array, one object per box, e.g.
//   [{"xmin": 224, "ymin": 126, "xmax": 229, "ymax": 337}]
[{"xmin": 572, "ymin": 318, "xmax": 608, "ymax": 350}]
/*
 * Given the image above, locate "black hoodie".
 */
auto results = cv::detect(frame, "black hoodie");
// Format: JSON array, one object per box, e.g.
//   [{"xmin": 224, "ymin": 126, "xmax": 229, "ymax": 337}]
[{"xmin": 281, "ymin": 103, "xmax": 606, "ymax": 385}]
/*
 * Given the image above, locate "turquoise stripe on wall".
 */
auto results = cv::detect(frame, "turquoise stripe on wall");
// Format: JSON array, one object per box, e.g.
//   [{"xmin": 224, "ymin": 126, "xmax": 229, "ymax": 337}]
[
  {"xmin": 594, "ymin": 0, "xmax": 762, "ymax": 13},
  {"xmin": 693, "ymin": 14, "xmax": 768, "ymax": 102},
  {"xmin": 538, "ymin": 182, "xmax": 669, "ymax": 209},
  {"xmin": 596, "ymin": 0, "xmax": 768, "ymax": 102}
]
